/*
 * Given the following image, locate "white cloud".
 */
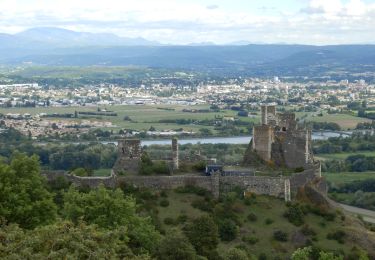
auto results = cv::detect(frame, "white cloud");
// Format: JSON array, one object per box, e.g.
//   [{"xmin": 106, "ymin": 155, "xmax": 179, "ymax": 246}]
[{"xmin": 0, "ymin": 0, "xmax": 374, "ymax": 44}]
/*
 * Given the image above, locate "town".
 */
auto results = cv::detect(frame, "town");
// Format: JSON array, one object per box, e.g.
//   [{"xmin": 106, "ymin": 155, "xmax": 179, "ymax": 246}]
[{"xmin": 0, "ymin": 77, "xmax": 374, "ymax": 140}]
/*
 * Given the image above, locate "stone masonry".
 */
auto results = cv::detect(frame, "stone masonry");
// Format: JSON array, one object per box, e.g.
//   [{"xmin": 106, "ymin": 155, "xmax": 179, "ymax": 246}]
[
  {"xmin": 245, "ymin": 105, "xmax": 314, "ymax": 169},
  {"xmin": 113, "ymin": 139, "xmax": 142, "ymax": 174},
  {"xmin": 172, "ymin": 138, "xmax": 179, "ymax": 171}
]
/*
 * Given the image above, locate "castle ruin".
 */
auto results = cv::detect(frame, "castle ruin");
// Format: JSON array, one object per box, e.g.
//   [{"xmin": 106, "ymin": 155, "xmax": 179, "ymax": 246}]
[
  {"xmin": 172, "ymin": 137, "xmax": 179, "ymax": 170},
  {"xmin": 244, "ymin": 105, "xmax": 314, "ymax": 169},
  {"xmin": 113, "ymin": 139, "xmax": 142, "ymax": 174}
]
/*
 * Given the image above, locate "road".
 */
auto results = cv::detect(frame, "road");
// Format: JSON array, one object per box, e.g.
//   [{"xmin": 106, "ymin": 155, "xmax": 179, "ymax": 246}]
[{"xmin": 339, "ymin": 203, "xmax": 375, "ymax": 224}]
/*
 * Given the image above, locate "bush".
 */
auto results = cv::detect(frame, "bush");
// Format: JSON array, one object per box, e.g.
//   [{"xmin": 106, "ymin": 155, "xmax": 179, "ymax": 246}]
[
  {"xmin": 284, "ymin": 203, "xmax": 305, "ymax": 226},
  {"xmin": 242, "ymin": 235, "xmax": 259, "ymax": 245},
  {"xmin": 273, "ymin": 230, "xmax": 288, "ymax": 242},
  {"xmin": 247, "ymin": 213, "xmax": 257, "ymax": 222},
  {"xmin": 160, "ymin": 199, "xmax": 170, "ymax": 207},
  {"xmin": 258, "ymin": 253, "xmax": 268, "ymax": 260},
  {"xmin": 177, "ymin": 214, "xmax": 188, "ymax": 224},
  {"xmin": 160, "ymin": 190, "xmax": 168, "ymax": 198},
  {"xmin": 218, "ymin": 219, "xmax": 238, "ymax": 241},
  {"xmin": 225, "ymin": 248, "xmax": 248, "ymax": 260},
  {"xmin": 327, "ymin": 230, "xmax": 346, "ymax": 244},
  {"xmin": 164, "ymin": 217, "xmax": 176, "ymax": 225},
  {"xmin": 300, "ymin": 224, "xmax": 316, "ymax": 237},
  {"xmin": 192, "ymin": 161, "xmax": 206, "ymax": 171},
  {"xmin": 265, "ymin": 218, "xmax": 274, "ymax": 225},
  {"xmin": 191, "ymin": 198, "xmax": 214, "ymax": 212}
]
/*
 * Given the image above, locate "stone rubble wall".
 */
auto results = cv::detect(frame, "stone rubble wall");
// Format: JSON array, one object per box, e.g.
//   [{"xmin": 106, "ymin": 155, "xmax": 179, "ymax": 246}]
[
  {"xmin": 45, "ymin": 165, "xmax": 321, "ymax": 200},
  {"xmin": 220, "ymin": 175, "xmax": 287, "ymax": 198}
]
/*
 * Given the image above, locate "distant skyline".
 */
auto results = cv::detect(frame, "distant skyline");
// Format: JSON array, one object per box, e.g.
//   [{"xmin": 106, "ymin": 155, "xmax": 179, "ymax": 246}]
[{"xmin": 1, "ymin": 0, "xmax": 375, "ymax": 45}]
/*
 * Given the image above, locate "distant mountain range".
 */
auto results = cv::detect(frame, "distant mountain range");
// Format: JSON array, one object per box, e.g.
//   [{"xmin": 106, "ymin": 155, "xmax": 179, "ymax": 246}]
[{"xmin": 1, "ymin": 27, "xmax": 375, "ymax": 79}]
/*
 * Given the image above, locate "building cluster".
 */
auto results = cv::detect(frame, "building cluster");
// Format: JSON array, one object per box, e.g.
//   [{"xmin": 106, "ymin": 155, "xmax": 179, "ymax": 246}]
[
  {"xmin": 1, "ymin": 113, "xmax": 115, "ymax": 138},
  {"xmin": 0, "ymin": 78, "xmax": 374, "ymax": 109}
]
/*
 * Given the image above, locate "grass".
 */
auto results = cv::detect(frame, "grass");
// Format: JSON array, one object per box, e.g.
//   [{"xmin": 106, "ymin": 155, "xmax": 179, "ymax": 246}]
[
  {"xmin": 155, "ymin": 191, "xmax": 353, "ymax": 258},
  {"xmin": 0, "ymin": 104, "xmax": 259, "ymax": 133},
  {"xmin": 323, "ymin": 172, "xmax": 375, "ymax": 185},
  {"xmin": 92, "ymin": 168, "xmax": 112, "ymax": 177},
  {"xmin": 317, "ymin": 151, "xmax": 375, "ymax": 161},
  {"xmin": 301, "ymin": 112, "xmax": 371, "ymax": 130}
]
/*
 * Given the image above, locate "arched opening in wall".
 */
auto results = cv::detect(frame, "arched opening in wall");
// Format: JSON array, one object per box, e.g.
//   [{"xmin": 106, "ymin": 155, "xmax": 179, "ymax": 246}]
[
  {"xmin": 122, "ymin": 147, "xmax": 125, "ymax": 154},
  {"xmin": 282, "ymin": 127, "xmax": 287, "ymax": 131}
]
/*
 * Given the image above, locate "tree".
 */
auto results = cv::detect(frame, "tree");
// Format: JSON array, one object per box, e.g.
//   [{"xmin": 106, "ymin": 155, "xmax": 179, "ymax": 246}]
[
  {"xmin": 319, "ymin": 251, "xmax": 344, "ymax": 260},
  {"xmin": 63, "ymin": 185, "xmax": 160, "ymax": 253},
  {"xmin": 0, "ymin": 221, "xmax": 152, "ymax": 259},
  {"xmin": 156, "ymin": 232, "xmax": 198, "ymax": 260},
  {"xmin": 291, "ymin": 247, "xmax": 311, "ymax": 260},
  {"xmin": 0, "ymin": 154, "xmax": 57, "ymax": 229},
  {"xmin": 225, "ymin": 248, "xmax": 251, "ymax": 260},
  {"xmin": 184, "ymin": 215, "xmax": 219, "ymax": 257}
]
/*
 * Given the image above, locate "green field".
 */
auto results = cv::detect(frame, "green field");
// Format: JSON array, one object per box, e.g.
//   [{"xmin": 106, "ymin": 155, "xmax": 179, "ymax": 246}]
[
  {"xmin": 0, "ymin": 104, "xmax": 259, "ymax": 133},
  {"xmin": 323, "ymin": 172, "xmax": 375, "ymax": 185},
  {"xmin": 302, "ymin": 112, "xmax": 371, "ymax": 130},
  {"xmin": 317, "ymin": 151, "xmax": 375, "ymax": 161}
]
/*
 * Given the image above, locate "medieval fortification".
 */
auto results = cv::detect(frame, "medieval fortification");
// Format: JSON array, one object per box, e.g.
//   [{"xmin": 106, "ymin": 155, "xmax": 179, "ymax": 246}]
[{"xmin": 50, "ymin": 105, "xmax": 325, "ymax": 201}]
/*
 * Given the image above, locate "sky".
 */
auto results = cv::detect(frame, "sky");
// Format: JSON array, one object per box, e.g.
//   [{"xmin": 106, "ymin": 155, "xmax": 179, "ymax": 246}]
[{"xmin": 0, "ymin": 0, "xmax": 374, "ymax": 45}]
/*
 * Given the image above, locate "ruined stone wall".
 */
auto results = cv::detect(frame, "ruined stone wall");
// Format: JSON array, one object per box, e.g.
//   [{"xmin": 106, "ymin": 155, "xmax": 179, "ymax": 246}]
[
  {"xmin": 289, "ymin": 163, "xmax": 321, "ymax": 194},
  {"xmin": 261, "ymin": 105, "xmax": 277, "ymax": 125},
  {"xmin": 281, "ymin": 130, "xmax": 312, "ymax": 169},
  {"xmin": 118, "ymin": 175, "xmax": 214, "ymax": 192},
  {"xmin": 277, "ymin": 113, "xmax": 296, "ymax": 130},
  {"xmin": 113, "ymin": 139, "xmax": 142, "ymax": 174},
  {"xmin": 44, "ymin": 165, "xmax": 321, "ymax": 200},
  {"xmin": 220, "ymin": 175, "xmax": 287, "ymax": 198},
  {"xmin": 253, "ymin": 125, "xmax": 273, "ymax": 161}
]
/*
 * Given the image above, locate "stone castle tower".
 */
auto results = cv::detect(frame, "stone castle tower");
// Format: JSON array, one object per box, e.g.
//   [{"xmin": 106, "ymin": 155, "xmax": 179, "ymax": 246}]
[
  {"xmin": 113, "ymin": 139, "xmax": 142, "ymax": 174},
  {"xmin": 172, "ymin": 137, "xmax": 179, "ymax": 170},
  {"xmin": 244, "ymin": 105, "xmax": 314, "ymax": 168}
]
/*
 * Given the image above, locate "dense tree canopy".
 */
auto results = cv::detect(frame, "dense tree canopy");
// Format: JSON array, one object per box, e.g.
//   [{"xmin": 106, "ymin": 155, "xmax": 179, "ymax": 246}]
[
  {"xmin": 0, "ymin": 154, "xmax": 57, "ymax": 229},
  {"xmin": 0, "ymin": 221, "xmax": 150, "ymax": 259},
  {"xmin": 63, "ymin": 185, "xmax": 160, "ymax": 253}
]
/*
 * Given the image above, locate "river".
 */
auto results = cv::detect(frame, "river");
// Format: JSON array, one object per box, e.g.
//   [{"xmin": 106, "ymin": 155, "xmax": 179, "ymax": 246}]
[{"xmin": 98, "ymin": 131, "xmax": 350, "ymax": 146}]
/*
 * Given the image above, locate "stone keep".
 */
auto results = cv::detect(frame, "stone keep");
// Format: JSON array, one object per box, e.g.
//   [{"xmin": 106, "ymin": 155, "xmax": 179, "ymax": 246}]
[
  {"xmin": 113, "ymin": 139, "xmax": 142, "ymax": 174},
  {"xmin": 246, "ymin": 105, "xmax": 314, "ymax": 169},
  {"xmin": 172, "ymin": 138, "xmax": 179, "ymax": 170}
]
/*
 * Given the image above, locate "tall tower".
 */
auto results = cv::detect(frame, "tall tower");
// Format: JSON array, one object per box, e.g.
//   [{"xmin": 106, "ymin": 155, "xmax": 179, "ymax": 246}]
[
  {"xmin": 113, "ymin": 139, "xmax": 142, "ymax": 174},
  {"xmin": 172, "ymin": 137, "xmax": 179, "ymax": 170}
]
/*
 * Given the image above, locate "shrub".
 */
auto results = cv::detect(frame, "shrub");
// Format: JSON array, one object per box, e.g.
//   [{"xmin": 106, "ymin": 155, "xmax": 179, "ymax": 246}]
[
  {"xmin": 258, "ymin": 253, "xmax": 268, "ymax": 260},
  {"xmin": 284, "ymin": 203, "xmax": 305, "ymax": 226},
  {"xmin": 160, "ymin": 190, "xmax": 168, "ymax": 198},
  {"xmin": 327, "ymin": 230, "xmax": 346, "ymax": 244},
  {"xmin": 218, "ymin": 219, "xmax": 238, "ymax": 241},
  {"xmin": 191, "ymin": 198, "xmax": 214, "ymax": 212},
  {"xmin": 225, "ymin": 248, "xmax": 248, "ymax": 260},
  {"xmin": 160, "ymin": 199, "xmax": 170, "ymax": 207},
  {"xmin": 265, "ymin": 218, "xmax": 274, "ymax": 225},
  {"xmin": 273, "ymin": 230, "xmax": 288, "ymax": 242},
  {"xmin": 247, "ymin": 213, "xmax": 257, "ymax": 222},
  {"xmin": 177, "ymin": 214, "xmax": 188, "ymax": 224},
  {"xmin": 164, "ymin": 217, "xmax": 176, "ymax": 225},
  {"xmin": 242, "ymin": 235, "xmax": 259, "ymax": 245},
  {"xmin": 192, "ymin": 161, "xmax": 206, "ymax": 171},
  {"xmin": 300, "ymin": 224, "xmax": 316, "ymax": 237}
]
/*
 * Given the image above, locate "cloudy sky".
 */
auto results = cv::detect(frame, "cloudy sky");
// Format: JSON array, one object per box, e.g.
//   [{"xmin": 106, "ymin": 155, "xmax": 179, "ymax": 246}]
[{"xmin": 0, "ymin": 0, "xmax": 374, "ymax": 45}]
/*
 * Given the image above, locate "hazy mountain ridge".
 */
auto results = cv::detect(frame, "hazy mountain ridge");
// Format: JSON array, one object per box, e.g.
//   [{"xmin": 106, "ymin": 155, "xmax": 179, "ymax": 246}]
[{"xmin": 1, "ymin": 27, "xmax": 375, "ymax": 78}]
